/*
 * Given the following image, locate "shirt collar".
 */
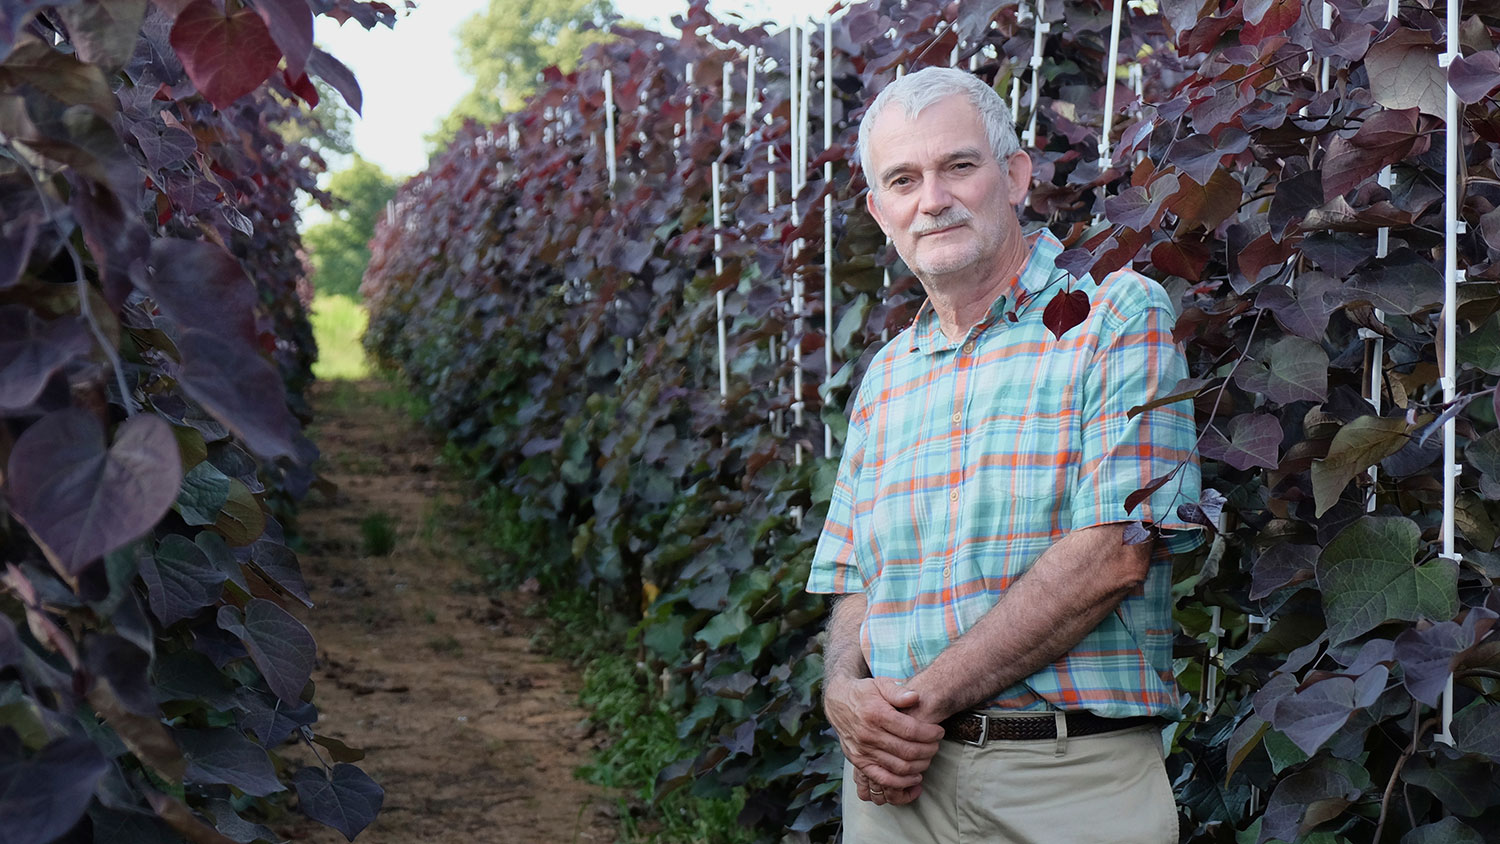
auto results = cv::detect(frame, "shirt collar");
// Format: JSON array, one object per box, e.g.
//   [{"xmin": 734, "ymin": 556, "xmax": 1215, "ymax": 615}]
[{"xmin": 906, "ymin": 228, "xmax": 1067, "ymax": 356}]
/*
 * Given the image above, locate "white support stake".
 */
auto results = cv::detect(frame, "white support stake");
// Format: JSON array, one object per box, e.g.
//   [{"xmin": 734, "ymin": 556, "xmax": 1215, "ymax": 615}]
[
  {"xmin": 603, "ymin": 69, "xmax": 617, "ymax": 187},
  {"xmin": 745, "ymin": 45, "xmax": 758, "ymax": 147},
  {"xmin": 1025, "ymin": 0, "xmax": 1047, "ymax": 148},
  {"xmin": 685, "ymin": 62, "xmax": 694, "ymax": 144},
  {"xmin": 1435, "ymin": 0, "xmax": 1461, "ymax": 747},
  {"xmin": 824, "ymin": 13, "xmax": 835, "ymax": 459},
  {"xmin": 1098, "ymin": 0, "xmax": 1125, "ymax": 172},
  {"xmin": 714, "ymin": 163, "xmax": 728, "ymax": 399}
]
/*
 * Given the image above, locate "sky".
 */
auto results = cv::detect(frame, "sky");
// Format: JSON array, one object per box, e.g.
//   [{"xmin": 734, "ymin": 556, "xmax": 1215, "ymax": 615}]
[{"xmin": 311, "ymin": 0, "xmax": 813, "ymax": 182}]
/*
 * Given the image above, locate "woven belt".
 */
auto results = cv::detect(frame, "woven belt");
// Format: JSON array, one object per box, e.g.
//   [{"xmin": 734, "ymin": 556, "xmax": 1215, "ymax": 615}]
[{"xmin": 940, "ymin": 711, "xmax": 1161, "ymax": 746}]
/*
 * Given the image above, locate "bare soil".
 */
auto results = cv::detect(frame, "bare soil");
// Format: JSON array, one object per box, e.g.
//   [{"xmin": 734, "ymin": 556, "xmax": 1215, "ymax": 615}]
[{"xmin": 278, "ymin": 379, "xmax": 620, "ymax": 844}]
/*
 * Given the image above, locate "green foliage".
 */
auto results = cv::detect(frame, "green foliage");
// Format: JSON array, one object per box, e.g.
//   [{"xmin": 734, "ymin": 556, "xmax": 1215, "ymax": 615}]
[
  {"xmin": 303, "ymin": 155, "xmax": 400, "ymax": 298},
  {"xmin": 428, "ymin": 0, "xmax": 618, "ymax": 148},
  {"xmin": 310, "ymin": 293, "xmax": 373, "ymax": 380}
]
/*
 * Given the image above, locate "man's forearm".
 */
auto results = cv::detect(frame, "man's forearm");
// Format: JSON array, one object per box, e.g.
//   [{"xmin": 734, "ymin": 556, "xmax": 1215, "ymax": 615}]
[
  {"xmin": 824, "ymin": 593, "xmax": 870, "ymax": 692},
  {"xmin": 904, "ymin": 524, "xmax": 1150, "ymax": 721}
]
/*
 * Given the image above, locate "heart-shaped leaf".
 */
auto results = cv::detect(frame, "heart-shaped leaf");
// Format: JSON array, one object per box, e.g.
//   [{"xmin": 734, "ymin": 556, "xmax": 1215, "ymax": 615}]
[
  {"xmin": 177, "ymin": 727, "xmax": 283, "ymax": 796},
  {"xmin": 1317, "ymin": 516, "xmax": 1459, "ymax": 644},
  {"xmin": 0, "ymin": 736, "xmax": 109, "ymax": 844},
  {"xmin": 6, "ymin": 409, "xmax": 182, "ymax": 576},
  {"xmin": 293, "ymin": 764, "xmax": 384, "ymax": 841},
  {"xmin": 217, "ymin": 600, "xmax": 314, "ymax": 705},
  {"xmin": 168, "ymin": 0, "xmax": 280, "ymax": 109},
  {"xmin": 1042, "ymin": 289, "xmax": 1091, "ymax": 340}
]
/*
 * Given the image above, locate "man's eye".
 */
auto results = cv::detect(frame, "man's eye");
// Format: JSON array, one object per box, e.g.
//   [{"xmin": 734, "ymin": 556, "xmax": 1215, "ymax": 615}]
[
  {"xmin": 952, "ymin": 161, "xmax": 974, "ymax": 170},
  {"xmin": 890, "ymin": 176, "xmax": 912, "ymax": 187}
]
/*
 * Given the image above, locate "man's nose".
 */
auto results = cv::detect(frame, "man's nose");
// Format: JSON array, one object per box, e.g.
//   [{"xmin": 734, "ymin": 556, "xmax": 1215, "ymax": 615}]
[{"xmin": 917, "ymin": 174, "xmax": 952, "ymax": 216}]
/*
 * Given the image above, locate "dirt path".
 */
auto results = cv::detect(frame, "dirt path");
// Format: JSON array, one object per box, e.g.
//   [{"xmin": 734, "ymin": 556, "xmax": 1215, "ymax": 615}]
[{"xmin": 280, "ymin": 379, "xmax": 619, "ymax": 844}]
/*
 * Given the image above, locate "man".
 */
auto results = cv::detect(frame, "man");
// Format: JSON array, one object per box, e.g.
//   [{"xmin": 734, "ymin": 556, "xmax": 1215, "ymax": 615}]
[{"xmin": 806, "ymin": 66, "xmax": 1204, "ymax": 843}]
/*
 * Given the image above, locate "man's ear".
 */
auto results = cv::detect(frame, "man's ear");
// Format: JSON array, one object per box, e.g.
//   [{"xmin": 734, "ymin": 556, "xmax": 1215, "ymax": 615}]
[
  {"xmin": 865, "ymin": 189, "xmax": 892, "ymax": 238},
  {"xmin": 1005, "ymin": 151, "xmax": 1033, "ymax": 206}
]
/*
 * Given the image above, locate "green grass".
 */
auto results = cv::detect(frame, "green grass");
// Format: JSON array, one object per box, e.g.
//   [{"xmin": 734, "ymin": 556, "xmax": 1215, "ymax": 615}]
[{"xmin": 310, "ymin": 293, "xmax": 371, "ymax": 380}]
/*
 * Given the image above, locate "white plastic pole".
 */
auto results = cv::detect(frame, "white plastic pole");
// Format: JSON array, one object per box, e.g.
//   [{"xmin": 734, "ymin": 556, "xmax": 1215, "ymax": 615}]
[
  {"xmin": 1368, "ymin": 0, "xmax": 1397, "ymax": 513},
  {"xmin": 685, "ymin": 62, "xmax": 694, "ymax": 144},
  {"xmin": 603, "ymin": 69, "xmax": 617, "ymax": 187},
  {"xmin": 745, "ymin": 45, "xmax": 758, "ymax": 147},
  {"xmin": 824, "ymin": 14, "xmax": 835, "ymax": 459},
  {"xmin": 1320, "ymin": 2, "xmax": 1332, "ymax": 91},
  {"xmin": 1024, "ymin": 0, "xmax": 1047, "ymax": 147},
  {"xmin": 1098, "ymin": 0, "xmax": 1124, "ymax": 171},
  {"xmin": 792, "ymin": 18, "xmax": 806, "ymax": 467},
  {"xmin": 1435, "ymin": 0, "xmax": 1461, "ymax": 747},
  {"xmin": 714, "ymin": 59, "xmax": 730, "ymax": 400}
]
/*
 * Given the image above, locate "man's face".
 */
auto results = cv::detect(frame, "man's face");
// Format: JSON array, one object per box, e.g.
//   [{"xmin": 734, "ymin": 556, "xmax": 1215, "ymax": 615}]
[{"xmin": 863, "ymin": 94, "xmax": 1031, "ymax": 281}]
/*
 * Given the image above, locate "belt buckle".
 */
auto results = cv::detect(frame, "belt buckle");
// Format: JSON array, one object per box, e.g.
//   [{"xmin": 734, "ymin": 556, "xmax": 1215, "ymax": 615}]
[{"xmin": 962, "ymin": 713, "xmax": 990, "ymax": 747}]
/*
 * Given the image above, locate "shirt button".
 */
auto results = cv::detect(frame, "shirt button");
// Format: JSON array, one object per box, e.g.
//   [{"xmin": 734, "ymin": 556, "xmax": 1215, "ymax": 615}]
[
  {"xmin": 949, "ymin": 490, "xmax": 959, "ymax": 502},
  {"xmin": 962, "ymin": 341, "xmax": 976, "ymax": 354},
  {"xmin": 951, "ymin": 412, "xmax": 961, "ymax": 424},
  {"xmin": 943, "ymin": 565, "xmax": 952, "ymax": 578}
]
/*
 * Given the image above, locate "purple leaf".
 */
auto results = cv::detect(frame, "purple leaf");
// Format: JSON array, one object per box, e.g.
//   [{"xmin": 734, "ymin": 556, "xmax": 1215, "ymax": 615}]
[
  {"xmin": 176, "ymin": 328, "xmax": 301, "ymax": 460},
  {"xmin": 1448, "ymin": 50, "xmax": 1500, "ymax": 105},
  {"xmin": 1393, "ymin": 608, "xmax": 1498, "ymax": 705},
  {"xmin": 145, "ymin": 238, "xmax": 258, "ymax": 343},
  {"xmin": 249, "ymin": 540, "xmax": 312, "ymax": 607},
  {"xmin": 0, "ymin": 736, "xmax": 108, "ymax": 844},
  {"xmin": 0, "ymin": 307, "xmax": 91, "ymax": 411},
  {"xmin": 1250, "ymin": 543, "xmax": 1319, "ymax": 600},
  {"xmin": 307, "ymin": 47, "xmax": 362, "ymax": 115},
  {"xmin": 6, "ymin": 410, "xmax": 182, "ymax": 576},
  {"xmin": 1233, "ymin": 336, "xmax": 1329, "ymax": 405},
  {"xmin": 1337, "ymin": 249, "xmax": 1444, "ymax": 315},
  {"xmin": 1041, "ymin": 289, "xmax": 1091, "ymax": 340},
  {"xmin": 249, "ymin": 0, "xmax": 312, "ymax": 78},
  {"xmin": 169, "ymin": 0, "xmax": 281, "ymax": 109},
  {"xmin": 1202, "ymin": 413, "xmax": 1283, "ymax": 471},
  {"xmin": 722, "ymin": 718, "xmax": 757, "ymax": 757},
  {"xmin": 177, "ymin": 726, "xmax": 284, "ymax": 797},
  {"xmin": 139, "ymin": 534, "xmax": 229, "ymax": 626},
  {"xmin": 217, "ymin": 599, "xmax": 315, "ymax": 705},
  {"xmin": 1169, "ymin": 128, "xmax": 1249, "ymax": 186},
  {"xmin": 293, "ymin": 764, "xmax": 384, "ymax": 841},
  {"xmin": 1267, "ymin": 675, "xmax": 1363, "ymax": 755}
]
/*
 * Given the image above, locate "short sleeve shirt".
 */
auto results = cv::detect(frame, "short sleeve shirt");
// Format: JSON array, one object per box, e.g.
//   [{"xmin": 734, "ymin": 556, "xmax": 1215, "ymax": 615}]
[{"xmin": 806, "ymin": 230, "xmax": 1205, "ymax": 719}]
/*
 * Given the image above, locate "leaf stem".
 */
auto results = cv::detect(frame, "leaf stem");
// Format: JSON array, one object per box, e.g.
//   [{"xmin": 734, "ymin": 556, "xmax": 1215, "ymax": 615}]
[{"xmin": 1373, "ymin": 709, "xmax": 1437, "ymax": 843}]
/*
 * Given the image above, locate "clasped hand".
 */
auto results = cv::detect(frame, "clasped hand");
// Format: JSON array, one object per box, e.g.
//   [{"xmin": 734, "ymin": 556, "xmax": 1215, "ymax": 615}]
[{"xmin": 825, "ymin": 676, "xmax": 944, "ymax": 807}]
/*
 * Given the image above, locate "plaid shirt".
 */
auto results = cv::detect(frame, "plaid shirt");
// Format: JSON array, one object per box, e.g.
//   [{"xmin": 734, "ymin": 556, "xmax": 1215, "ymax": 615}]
[{"xmin": 808, "ymin": 230, "xmax": 1204, "ymax": 718}]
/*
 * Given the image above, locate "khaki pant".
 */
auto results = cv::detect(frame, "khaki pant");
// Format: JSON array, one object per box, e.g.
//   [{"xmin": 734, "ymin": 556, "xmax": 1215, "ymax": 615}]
[{"xmin": 839, "ymin": 716, "xmax": 1177, "ymax": 844}]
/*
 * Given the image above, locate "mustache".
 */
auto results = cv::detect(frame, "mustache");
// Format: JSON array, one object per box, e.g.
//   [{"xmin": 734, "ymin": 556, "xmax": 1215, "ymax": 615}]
[{"xmin": 909, "ymin": 210, "xmax": 973, "ymax": 236}]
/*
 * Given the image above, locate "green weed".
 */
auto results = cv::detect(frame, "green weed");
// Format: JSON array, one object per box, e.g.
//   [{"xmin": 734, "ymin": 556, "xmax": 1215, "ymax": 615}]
[
  {"xmin": 578, "ymin": 653, "xmax": 753, "ymax": 844},
  {"xmin": 358, "ymin": 511, "xmax": 397, "ymax": 556},
  {"xmin": 425, "ymin": 634, "xmax": 462, "ymax": 656}
]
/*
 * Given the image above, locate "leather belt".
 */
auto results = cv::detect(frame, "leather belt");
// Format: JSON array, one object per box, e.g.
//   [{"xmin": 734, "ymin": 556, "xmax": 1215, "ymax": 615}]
[{"xmin": 940, "ymin": 711, "xmax": 1161, "ymax": 746}]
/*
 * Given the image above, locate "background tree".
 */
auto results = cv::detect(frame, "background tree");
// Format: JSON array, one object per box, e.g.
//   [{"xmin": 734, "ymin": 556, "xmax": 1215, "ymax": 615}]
[
  {"xmin": 275, "ymin": 76, "xmax": 357, "ymax": 160},
  {"xmin": 427, "ymin": 0, "xmax": 617, "ymax": 147},
  {"xmin": 304, "ymin": 154, "xmax": 401, "ymax": 299}
]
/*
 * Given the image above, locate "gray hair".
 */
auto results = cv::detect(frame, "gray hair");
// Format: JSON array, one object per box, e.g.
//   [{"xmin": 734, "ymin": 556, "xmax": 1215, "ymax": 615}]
[{"xmin": 856, "ymin": 66, "xmax": 1021, "ymax": 192}]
